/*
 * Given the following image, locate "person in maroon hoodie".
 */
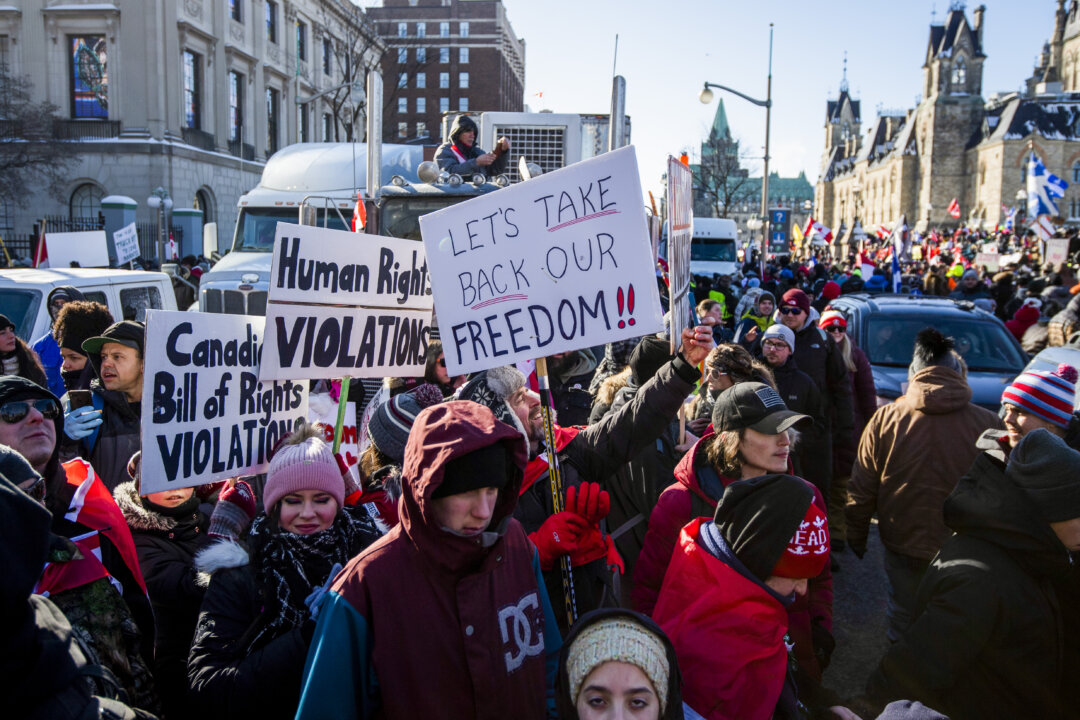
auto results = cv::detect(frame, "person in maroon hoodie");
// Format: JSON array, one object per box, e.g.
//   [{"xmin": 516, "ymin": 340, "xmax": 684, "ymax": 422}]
[{"xmin": 633, "ymin": 382, "xmax": 835, "ymax": 683}]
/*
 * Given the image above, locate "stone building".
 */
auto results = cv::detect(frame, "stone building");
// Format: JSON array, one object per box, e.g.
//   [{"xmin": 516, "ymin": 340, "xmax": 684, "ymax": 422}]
[
  {"xmin": 816, "ymin": 1, "xmax": 1080, "ymax": 254},
  {"xmin": 0, "ymin": 0, "xmax": 382, "ymax": 256},
  {"xmin": 366, "ymin": 0, "xmax": 525, "ymax": 144}
]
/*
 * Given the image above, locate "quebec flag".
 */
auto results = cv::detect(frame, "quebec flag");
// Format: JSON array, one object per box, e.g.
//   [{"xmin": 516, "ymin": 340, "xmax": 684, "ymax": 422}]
[{"xmin": 1027, "ymin": 152, "xmax": 1068, "ymax": 217}]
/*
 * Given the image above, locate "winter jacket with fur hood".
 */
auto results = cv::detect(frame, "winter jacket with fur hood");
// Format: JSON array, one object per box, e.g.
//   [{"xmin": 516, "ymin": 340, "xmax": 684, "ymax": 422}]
[
  {"xmin": 846, "ymin": 365, "xmax": 1003, "ymax": 560},
  {"xmin": 114, "ymin": 480, "xmax": 209, "ymax": 717},
  {"xmin": 295, "ymin": 401, "xmax": 562, "ymax": 720}
]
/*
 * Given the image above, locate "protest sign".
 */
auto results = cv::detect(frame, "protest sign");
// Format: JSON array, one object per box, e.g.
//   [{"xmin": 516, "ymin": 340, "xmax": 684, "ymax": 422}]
[
  {"xmin": 974, "ymin": 252, "xmax": 1000, "ymax": 271},
  {"xmin": 140, "ymin": 310, "xmax": 309, "ymax": 493},
  {"xmin": 46, "ymin": 230, "xmax": 109, "ymax": 267},
  {"xmin": 308, "ymin": 394, "xmax": 360, "ymax": 489},
  {"xmin": 1047, "ymin": 237, "xmax": 1069, "ymax": 265},
  {"xmin": 419, "ymin": 145, "xmax": 664, "ymax": 375},
  {"xmin": 666, "ymin": 156, "xmax": 694, "ymax": 352},
  {"xmin": 261, "ymin": 222, "xmax": 435, "ymax": 381},
  {"xmin": 113, "ymin": 223, "xmax": 140, "ymax": 265}
]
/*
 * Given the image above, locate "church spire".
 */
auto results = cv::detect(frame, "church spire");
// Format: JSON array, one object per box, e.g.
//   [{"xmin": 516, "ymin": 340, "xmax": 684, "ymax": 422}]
[{"xmin": 840, "ymin": 51, "xmax": 849, "ymax": 93}]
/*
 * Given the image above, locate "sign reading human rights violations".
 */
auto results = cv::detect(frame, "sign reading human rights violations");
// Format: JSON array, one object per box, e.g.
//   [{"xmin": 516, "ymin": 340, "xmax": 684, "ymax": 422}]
[{"xmin": 419, "ymin": 145, "xmax": 663, "ymax": 375}]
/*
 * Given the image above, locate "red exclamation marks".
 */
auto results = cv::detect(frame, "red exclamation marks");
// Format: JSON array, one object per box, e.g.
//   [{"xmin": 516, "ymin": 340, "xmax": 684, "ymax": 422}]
[
  {"xmin": 617, "ymin": 286, "xmax": 625, "ymax": 329},
  {"xmin": 627, "ymin": 284, "xmax": 636, "ymax": 326},
  {"xmin": 616, "ymin": 285, "xmax": 636, "ymax": 329}
]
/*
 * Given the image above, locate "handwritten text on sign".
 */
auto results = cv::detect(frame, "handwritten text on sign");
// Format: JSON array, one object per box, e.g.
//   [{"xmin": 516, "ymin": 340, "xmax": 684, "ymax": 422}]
[
  {"xmin": 261, "ymin": 223, "xmax": 434, "ymax": 380},
  {"xmin": 140, "ymin": 310, "xmax": 309, "ymax": 493},
  {"xmin": 420, "ymin": 145, "xmax": 663, "ymax": 375},
  {"xmin": 666, "ymin": 156, "xmax": 694, "ymax": 352}
]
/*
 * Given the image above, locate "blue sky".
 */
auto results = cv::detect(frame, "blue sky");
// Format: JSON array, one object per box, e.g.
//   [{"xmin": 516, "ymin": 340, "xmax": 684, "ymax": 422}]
[{"xmin": 363, "ymin": 1, "xmax": 1059, "ymax": 199}]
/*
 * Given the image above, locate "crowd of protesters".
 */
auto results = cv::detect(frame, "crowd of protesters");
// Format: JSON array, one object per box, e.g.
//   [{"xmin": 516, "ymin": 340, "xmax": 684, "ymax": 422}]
[{"xmin": 3, "ymin": 222, "xmax": 1080, "ymax": 720}]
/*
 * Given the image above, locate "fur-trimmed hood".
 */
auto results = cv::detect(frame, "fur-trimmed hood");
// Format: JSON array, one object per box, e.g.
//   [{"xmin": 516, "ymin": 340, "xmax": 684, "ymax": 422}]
[
  {"xmin": 194, "ymin": 538, "xmax": 250, "ymax": 587},
  {"xmin": 113, "ymin": 480, "xmax": 178, "ymax": 532}
]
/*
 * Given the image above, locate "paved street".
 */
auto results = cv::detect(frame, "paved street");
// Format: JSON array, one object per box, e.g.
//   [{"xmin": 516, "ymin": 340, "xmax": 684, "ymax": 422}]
[{"xmin": 823, "ymin": 522, "xmax": 891, "ymax": 715}]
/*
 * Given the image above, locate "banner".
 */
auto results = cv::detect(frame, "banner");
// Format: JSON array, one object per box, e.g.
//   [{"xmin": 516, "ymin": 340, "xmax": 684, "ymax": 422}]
[
  {"xmin": 46, "ymin": 230, "xmax": 109, "ymax": 268},
  {"xmin": 974, "ymin": 252, "xmax": 1000, "ymax": 272},
  {"xmin": 1046, "ymin": 236, "xmax": 1069, "ymax": 265},
  {"xmin": 666, "ymin": 156, "xmax": 694, "ymax": 352},
  {"xmin": 140, "ymin": 310, "xmax": 309, "ymax": 493},
  {"xmin": 261, "ymin": 222, "xmax": 434, "ymax": 380},
  {"xmin": 113, "ymin": 223, "xmax": 140, "ymax": 265},
  {"xmin": 419, "ymin": 145, "xmax": 663, "ymax": 375}
]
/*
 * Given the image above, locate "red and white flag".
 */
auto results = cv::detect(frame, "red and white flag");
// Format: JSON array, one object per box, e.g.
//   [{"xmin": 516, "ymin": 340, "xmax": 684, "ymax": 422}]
[
  {"xmin": 352, "ymin": 191, "xmax": 366, "ymax": 233},
  {"xmin": 947, "ymin": 198, "xmax": 961, "ymax": 218},
  {"xmin": 875, "ymin": 225, "xmax": 890, "ymax": 240},
  {"xmin": 33, "ymin": 224, "xmax": 49, "ymax": 268},
  {"xmin": 803, "ymin": 217, "xmax": 834, "ymax": 244}
]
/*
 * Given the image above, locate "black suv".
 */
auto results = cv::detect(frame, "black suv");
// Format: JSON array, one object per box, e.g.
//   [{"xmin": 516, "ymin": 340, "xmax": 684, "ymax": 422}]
[{"xmin": 827, "ymin": 294, "xmax": 1028, "ymax": 411}]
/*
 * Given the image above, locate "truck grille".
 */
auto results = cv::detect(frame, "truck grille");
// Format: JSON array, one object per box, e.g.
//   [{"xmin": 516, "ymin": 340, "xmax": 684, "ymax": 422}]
[
  {"xmin": 203, "ymin": 289, "xmax": 268, "ymax": 316},
  {"xmin": 493, "ymin": 125, "xmax": 566, "ymax": 182}
]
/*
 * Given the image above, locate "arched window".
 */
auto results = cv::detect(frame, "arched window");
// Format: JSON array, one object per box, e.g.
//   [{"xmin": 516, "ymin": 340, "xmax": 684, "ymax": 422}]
[
  {"xmin": 69, "ymin": 182, "xmax": 103, "ymax": 219},
  {"xmin": 1072, "ymin": 162, "xmax": 1080, "ymax": 184},
  {"xmin": 194, "ymin": 188, "xmax": 214, "ymax": 225},
  {"xmin": 951, "ymin": 59, "xmax": 967, "ymax": 91}
]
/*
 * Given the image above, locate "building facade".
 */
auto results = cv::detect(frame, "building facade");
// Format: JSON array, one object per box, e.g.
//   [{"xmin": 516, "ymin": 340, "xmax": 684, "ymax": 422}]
[
  {"xmin": 0, "ymin": 0, "xmax": 382, "ymax": 256},
  {"xmin": 367, "ymin": 0, "xmax": 525, "ymax": 144},
  {"xmin": 816, "ymin": 1, "xmax": 1080, "ymax": 252}
]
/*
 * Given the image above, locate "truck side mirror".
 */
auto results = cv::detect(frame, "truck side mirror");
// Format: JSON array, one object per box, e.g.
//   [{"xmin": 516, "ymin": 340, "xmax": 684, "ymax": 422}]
[{"xmin": 202, "ymin": 222, "xmax": 218, "ymax": 261}]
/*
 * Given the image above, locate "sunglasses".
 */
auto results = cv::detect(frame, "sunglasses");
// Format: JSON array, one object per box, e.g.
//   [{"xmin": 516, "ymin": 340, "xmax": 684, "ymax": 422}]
[
  {"xmin": 778, "ymin": 307, "xmax": 804, "ymax": 315},
  {"xmin": 436, "ymin": 357, "xmax": 446, "ymax": 368},
  {"xmin": 709, "ymin": 366, "xmax": 729, "ymax": 378},
  {"xmin": 762, "ymin": 340, "xmax": 790, "ymax": 350},
  {"xmin": 0, "ymin": 398, "xmax": 61, "ymax": 424},
  {"xmin": 825, "ymin": 325, "xmax": 846, "ymax": 334}
]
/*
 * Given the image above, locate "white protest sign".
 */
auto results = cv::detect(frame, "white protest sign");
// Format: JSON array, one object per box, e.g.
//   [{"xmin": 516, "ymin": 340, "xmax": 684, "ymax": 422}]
[
  {"xmin": 1047, "ymin": 237, "xmax": 1069, "ymax": 265},
  {"xmin": 261, "ymin": 222, "xmax": 435, "ymax": 381},
  {"xmin": 419, "ymin": 145, "xmax": 664, "ymax": 375},
  {"xmin": 666, "ymin": 156, "xmax": 694, "ymax": 352},
  {"xmin": 113, "ymin": 223, "xmax": 140, "ymax": 265},
  {"xmin": 308, "ymin": 394, "xmax": 360, "ymax": 490},
  {"xmin": 974, "ymin": 252, "xmax": 1000, "ymax": 271},
  {"xmin": 140, "ymin": 310, "xmax": 309, "ymax": 493},
  {"xmin": 46, "ymin": 230, "xmax": 109, "ymax": 267}
]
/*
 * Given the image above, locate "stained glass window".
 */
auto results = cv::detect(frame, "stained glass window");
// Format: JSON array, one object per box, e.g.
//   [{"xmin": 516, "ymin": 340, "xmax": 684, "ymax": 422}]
[{"xmin": 70, "ymin": 36, "xmax": 108, "ymax": 119}]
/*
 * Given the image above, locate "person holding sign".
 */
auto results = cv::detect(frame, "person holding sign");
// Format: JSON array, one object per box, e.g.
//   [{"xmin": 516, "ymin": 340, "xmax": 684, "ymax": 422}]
[
  {"xmin": 189, "ymin": 423, "xmax": 380, "ymax": 719},
  {"xmin": 295, "ymin": 401, "xmax": 562, "ymax": 720},
  {"xmin": 434, "ymin": 114, "xmax": 510, "ymax": 179}
]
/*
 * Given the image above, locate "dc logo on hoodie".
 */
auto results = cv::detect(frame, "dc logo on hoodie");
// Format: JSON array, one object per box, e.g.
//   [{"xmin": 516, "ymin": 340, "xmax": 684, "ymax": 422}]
[{"xmin": 498, "ymin": 591, "xmax": 544, "ymax": 673}]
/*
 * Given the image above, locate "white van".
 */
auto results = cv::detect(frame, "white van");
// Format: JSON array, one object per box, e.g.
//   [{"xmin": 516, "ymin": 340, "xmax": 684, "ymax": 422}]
[
  {"xmin": 687, "ymin": 218, "xmax": 739, "ymax": 278},
  {"xmin": 0, "ymin": 267, "xmax": 177, "ymax": 341}
]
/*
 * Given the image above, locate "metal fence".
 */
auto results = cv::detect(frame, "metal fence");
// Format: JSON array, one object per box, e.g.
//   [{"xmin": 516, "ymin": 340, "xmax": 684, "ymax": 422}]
[
  {"xmin": 0, "ymin": 232, "xmax": 35, "ymax": 266},
  {"xmin": 0, "ymin": 218, "xmax": 183, "ymax": 267},
  {"xmin": 43, "ymin": 214, "xmax": 104, "ymax": 233},
  {"xmin": 135, "ymin": 222, "xmax": 184, "ymax": 263}
]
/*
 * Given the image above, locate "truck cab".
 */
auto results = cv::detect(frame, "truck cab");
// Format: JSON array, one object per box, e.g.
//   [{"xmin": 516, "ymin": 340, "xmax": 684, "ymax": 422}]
[{"xmin": 199, "ymin": 141, "xmax": 507, "ymax": 315}]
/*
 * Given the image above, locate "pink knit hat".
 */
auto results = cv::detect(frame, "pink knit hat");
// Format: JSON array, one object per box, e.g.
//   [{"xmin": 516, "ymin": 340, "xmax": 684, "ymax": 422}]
[{"xmin": 263, "ymin": 433, "xmax": 345, "ymax": 513}]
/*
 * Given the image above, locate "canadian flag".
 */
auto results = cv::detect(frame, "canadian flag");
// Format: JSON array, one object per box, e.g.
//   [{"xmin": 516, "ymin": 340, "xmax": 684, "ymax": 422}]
[
  {"xmin": 875, "ymin": 225, "xmax": 890, "ymax": 240},
  {"xmin": 33, "ymin": 224, "xmax": 49, "ymax": 268},
  {"xmin": 803, "ymin": 217, "xmax": 834, "ymax": 243},
  {"xmin": 352, "ymin": 191, "xmax": 366, "ymax": 233},
  {"xmin": 947, "ymin": 198, "xmax": 961, "ymax": 218}
]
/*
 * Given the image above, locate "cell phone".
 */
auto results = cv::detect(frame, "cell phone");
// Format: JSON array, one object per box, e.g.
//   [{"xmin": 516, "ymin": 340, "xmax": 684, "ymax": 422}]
[{"xmin": 68, "ymin": 390, "xmax": 93, "ymax": 410}]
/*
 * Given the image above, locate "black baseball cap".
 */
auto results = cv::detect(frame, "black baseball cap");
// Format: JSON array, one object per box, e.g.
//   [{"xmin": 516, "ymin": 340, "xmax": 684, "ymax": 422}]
[
  {"xmin": 81, "ymin": 320, "xmax": 145, "ymax": 357},
  {"xmin": 711, "ymin": 382, "xmax": 810, "ymax": 434}
]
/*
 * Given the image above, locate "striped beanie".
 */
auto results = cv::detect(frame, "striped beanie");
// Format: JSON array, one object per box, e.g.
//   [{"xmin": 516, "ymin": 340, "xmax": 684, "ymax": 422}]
[
  {"xmin": 367, "ymin": 384, "xmax": 444, "ymax": 462},
  {"xmin": 1001, "ymin": 363, "xmax": 1078, "ymax": 429}
]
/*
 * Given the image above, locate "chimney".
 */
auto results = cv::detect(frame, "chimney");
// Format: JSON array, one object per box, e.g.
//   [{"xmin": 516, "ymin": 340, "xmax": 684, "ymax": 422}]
[{"xmin": 973, "ymin": 5, "xmax": 986, "ymax": 50}]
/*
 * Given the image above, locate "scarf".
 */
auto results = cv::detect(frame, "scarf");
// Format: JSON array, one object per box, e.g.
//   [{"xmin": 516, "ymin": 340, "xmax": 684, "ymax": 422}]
[{"xmin": 246, "ymin": 505, "xmax": 380, "ymax": 651}]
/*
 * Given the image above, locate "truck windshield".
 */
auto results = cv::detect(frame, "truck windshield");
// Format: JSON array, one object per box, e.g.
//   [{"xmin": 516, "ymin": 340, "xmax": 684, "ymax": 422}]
[
  {"xmin": 233, "ymin": 207, "xmax": 352, "ymax": 252},
  {"xmin": 691, "ymin": 238, "xmax": 737, "ymax": 262},
  {"xmin": 380, "ymin": 196, "xmax": 480, "ymax": 240}
]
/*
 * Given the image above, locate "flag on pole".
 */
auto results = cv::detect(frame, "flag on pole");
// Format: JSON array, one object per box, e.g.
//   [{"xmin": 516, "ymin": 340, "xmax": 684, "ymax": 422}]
[
  {"xmin": 33, "ymin": 222, "xmax": 49, "ymax": 268},
  {"xmin": 352, "ymin": 191, "xmax": 366, "ymax": 233},
  {"xmin": 947, "ymin": 198, "xmax": 961, "ymax": 218},
  {"xmin": 1004, "ymin": 206, "xmax": 1016, "ymax": 232},
  {"xmin": 803, "ymin": 217, "xmax": 833, "ymax": 244},
  {"xmin": 875, "ymin": 225, "xmax": 890, "ymax": 240},
  {"xmin": 1027, "ymin": 151, "xmax": 1068, "ymax": 218},
  {"xmin": 1034, "ymin": 215, "xmax": 1055, "ymax": 240}
]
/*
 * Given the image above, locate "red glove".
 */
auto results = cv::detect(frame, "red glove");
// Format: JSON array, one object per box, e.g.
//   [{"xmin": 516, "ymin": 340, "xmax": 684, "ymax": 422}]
[
  {"xmin": 566, "ymin": 482, "xmax": 610, "ymax": 525},
  {"xmin": 570, "ymin": 528, "xmax": 625, "ymax": 574},
  {"xmin": 529, "ymin": 512, "xmax": 590, "ymax": 571},
  {"xmin": 208, "ymin": 480, "xmax": 257, "ymax": 540},
  {"xmin": 195, "ymin": 480, "xmax": 228, "ymax": 502}
]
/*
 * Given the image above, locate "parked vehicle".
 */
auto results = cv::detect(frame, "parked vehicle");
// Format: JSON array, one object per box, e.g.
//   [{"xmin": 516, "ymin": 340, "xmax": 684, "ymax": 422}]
[
  {"xmin": 0, "ymin": 267, "xmax": 178, "ymax": 341},
  {"xmin": 1022, "ymin": 345, "xmax": 1080, "ymax": 410},
  {"xmin": 658, "ymin": 217, "xmax": 740, "ymax": 280},
  {"xmin": 827, "ymin": 293, "xmax": 1028, "ymax": 411}
]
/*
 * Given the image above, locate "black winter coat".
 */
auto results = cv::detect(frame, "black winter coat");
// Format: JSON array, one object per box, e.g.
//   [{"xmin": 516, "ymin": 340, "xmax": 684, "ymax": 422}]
[
  {"xmin": 769, "ymin": 356, "xmax": 828, "ymax": 493},
  {"xmin": 868, "ymin": 451, "xmax": 1072, "ymax": 720},
  {"xmin": 115, "ymin": 481, "xmax": 209, "ymax": 718},
  {"xmin": 188, "ymin": 539, "xmax": 312, "ymax": 720},
  {"xmin": 515, "ymin": 354, "xmax": 700, "ymax": 633},
  {"xmin": 61, "ymin": 379, "xmax": 141, "ymax": 492}
]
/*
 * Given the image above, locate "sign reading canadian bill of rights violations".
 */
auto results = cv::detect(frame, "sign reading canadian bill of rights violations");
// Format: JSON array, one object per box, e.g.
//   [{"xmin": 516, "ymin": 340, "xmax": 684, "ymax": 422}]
[
  {"xmin": 666, "ymin": 156, "xmax": 694, "ymax": 353},
  {"xmin": 140, "ymin": 310, "xmax": 310, "ymax": 494},
  {"xmin": 419, "ymin": 145, "xmax": 664, "ymax": 375},
  {"xmin": 260, "ymin": 222, "xmax": 434, "ymax": 381}
]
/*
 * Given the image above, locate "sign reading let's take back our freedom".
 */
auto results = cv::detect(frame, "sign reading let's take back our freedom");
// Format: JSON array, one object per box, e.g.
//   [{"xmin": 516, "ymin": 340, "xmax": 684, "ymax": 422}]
[
  {"xmin": 260, "ymin": 222, "xmax": 435, "ymax": 381},
  {"xmin": 140, "ymin": 310, "xmax": 309, "ymax": 493},
  {"xmin": 419, "ymin": 145, "xmax": 664, "ymax": 375}
]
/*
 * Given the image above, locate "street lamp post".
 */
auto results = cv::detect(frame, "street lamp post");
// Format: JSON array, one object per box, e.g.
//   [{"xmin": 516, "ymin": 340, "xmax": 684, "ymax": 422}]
[
  {"xmin": 699, "ymin": 22, "xmax": 773, "ymax": 277},
  {"xmin": 146, "ymin": 187, "xmax": 173, "ymax": 265}
]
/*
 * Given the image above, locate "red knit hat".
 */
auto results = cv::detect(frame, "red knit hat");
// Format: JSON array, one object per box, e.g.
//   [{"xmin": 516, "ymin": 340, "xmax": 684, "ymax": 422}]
[
  {"xmin": 771, "ymin": 501, "xmax": 829, "ymax": 579},
  {"xmin": 818, "ymin": 310, "xmax": 847, "ymax": 330},
  {"xmin": 780, "ymin": 288, "xmax": 811, "ymax": 314},
  {"xmin": 821, "ymin": 281, "xmax": 842, "ymax": 301}
]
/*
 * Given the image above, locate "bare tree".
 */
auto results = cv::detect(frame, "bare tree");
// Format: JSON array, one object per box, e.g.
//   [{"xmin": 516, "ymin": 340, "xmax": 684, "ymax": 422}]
[
  {"xmin": 696, "ymin": 132, "xmax": 756, "ymax": 219},
  {"xmin": 0, "ymin": 67, "xmax": 79, "ymax": 206}
]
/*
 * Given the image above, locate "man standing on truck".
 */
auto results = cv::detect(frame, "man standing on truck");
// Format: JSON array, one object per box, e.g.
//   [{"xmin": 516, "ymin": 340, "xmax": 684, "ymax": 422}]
[{"xmin": 435, "ymin": 114, "xmax": 510, "ymax": 179}]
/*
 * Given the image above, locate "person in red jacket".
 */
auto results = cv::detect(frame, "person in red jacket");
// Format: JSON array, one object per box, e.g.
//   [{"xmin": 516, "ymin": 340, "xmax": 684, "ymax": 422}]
[
  {"xmin": 633, "ymin": 382, "xmax": 835, "ymax": 682},
  {"xmin": 653, "ymin": 473, "xmax": 853, "ymax": 720}
]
